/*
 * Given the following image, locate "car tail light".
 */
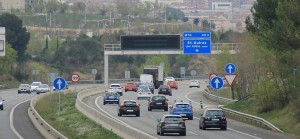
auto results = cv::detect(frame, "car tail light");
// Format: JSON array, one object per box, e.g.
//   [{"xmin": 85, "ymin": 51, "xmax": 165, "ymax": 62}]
[
  {"xmin": 179, "ymin": 121, "xmax": 186, "ymax": 127},
  {"xmin": 164, "ymin": 100, "xmax": 168, "ymax": 105},
  {"xmin": 173, "ymin": 108, "xmax": 177, "ymax": 111},
  {"xmin": 120, "ymin": 103, "xmax": 124, "ymax": 107},
  {"xmin": 162, "ymin": 122, "xmax": 168, "ymax": 126},
  {"xmin": 118, "ymin": 87, "xmax": 122, "ymax": 89}
]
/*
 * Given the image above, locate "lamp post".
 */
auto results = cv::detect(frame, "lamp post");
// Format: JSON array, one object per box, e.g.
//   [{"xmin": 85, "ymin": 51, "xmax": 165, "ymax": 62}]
[{"xmin": 121, "ymin": 20, "xmax": 130, "ymax": 34}]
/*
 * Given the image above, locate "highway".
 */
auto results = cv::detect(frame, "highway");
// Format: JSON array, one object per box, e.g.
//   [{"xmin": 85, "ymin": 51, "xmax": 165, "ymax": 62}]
[{"xmin": 83, "ymin": 81, "xmax": 298, "ymax": 139}]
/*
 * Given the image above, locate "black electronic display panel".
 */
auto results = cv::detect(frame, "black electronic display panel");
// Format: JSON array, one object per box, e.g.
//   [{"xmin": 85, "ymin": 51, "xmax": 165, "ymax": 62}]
[{"xmin": 121, "ymin": 35, "xmax": 180, "ymax": 50}]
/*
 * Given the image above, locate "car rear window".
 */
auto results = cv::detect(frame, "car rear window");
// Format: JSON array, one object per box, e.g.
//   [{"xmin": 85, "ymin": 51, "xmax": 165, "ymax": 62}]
[
  {"xmin": 111, "ymin": 85, "xmax": 120, "ymax": 87},
  {"xmin": 164, "ymin": 116, "xmax": 183, "ymax": 121},
  {"xmin": 176, "ymin": 104, "xmax": 190, "ymax": 108},
  {"xmin": 39, "ymin": 84, "xmax": 49, "ymax": 88},
  {"xmin": 127, "ymin": 83, "xmax": 134, "ymax": 85},
  {"xmin": 206, "ymin": 110, "xmax": 225, "ymax": 116},
  {"xmin": 123, "ymin": 101, "xmax": 137, "ymax": 106},
  {"xmin": 32, "ymin": 83, "xmax": 41, "ymax": 86},
  {"xmin": 152, "ymin": 96, "xmax": 166, "ymax": 101},
  {"xmin": 107, "ymin": 92, "xmax": 118, "ymax": 96}
]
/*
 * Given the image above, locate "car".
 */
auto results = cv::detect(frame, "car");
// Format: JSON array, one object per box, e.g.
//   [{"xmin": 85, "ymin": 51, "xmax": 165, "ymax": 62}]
[
  {"xmin": 170, "ymin": 100, "xmax": 193, "ymax": 120},
  {"xmin": 167, "ymin": 81, "xmax": 178, "ymax": 89},
  {"xmin": 118, "ymin": 100, "xmax": 140, "ymax": 117},
  {"xmin": 0, "ymin": 97, "xmax": 4, "ymax": 110},
  {"xmin": 189, "ymin": 80, "xmax": 200, "ymax": 88},
  {"xmin": 138, "ymin": 84, "xmax": 149, "ymax": 90},
  {"xmin": 158, "ymin": 85, "xmax": 172, "ymax": 96},
  {"xmin": 144, "ymin": 83, "xmax": 154, "ymax": 94},
  {"xmin": 36, "ymin": 84, "xmax": 51, "ymax": 94},
  {"xmin": 30, "ymin": 82, "xmax": 42, "ymax": 92},
  {"xmin": 124, "ymin": 82, "xmax": 137, "ymax": 92},
  {"xmin": 103, "ymin": 91, "xmax": 120, "ymax": 105},
  {"xmin": 165, "ymin": 77, "xmax": 175, "ymax": 83},
  {"xmin": 18, "ymin": 84, "xmax": 31, "ymax": 94},
  {"xmin": 199, "ymin": 108, "xmax": 227, "ymax": 130},
  {"xmin": 155, "ymin": 81, "xmax": 164, "ymax": 89},
  {"xmin": 148, "ymin": 95, "xmax": 168, "ymax": 111},
  {"xmin": 156, "ymin": 115, "xmax": 186, "ymax": 136},
  {"xmin": 109, "ymin": 84, "xmax": 123, "ymax": 96},
  {"xmin": 137, "ymin": 88, "xmax": 152, "ymax": 100}
]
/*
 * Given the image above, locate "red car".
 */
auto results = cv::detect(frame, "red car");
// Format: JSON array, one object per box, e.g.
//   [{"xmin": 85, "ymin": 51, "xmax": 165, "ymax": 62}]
[
  {"xmin": 125, "ymin": 82, "xmax": 137, "ymax": 92},
  {"xmin": 167, "ymin": 81, "xmax": 178, "ymax": 89}
]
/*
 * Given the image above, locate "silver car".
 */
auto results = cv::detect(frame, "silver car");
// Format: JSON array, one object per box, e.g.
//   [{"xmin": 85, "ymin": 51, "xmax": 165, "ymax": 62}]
[
  {"xmin": 189, "ymin": 80, "xmax": 200, "ymax": 88},
  {"xmin": 36, "ymin": 84, "xmax": 50, "ymax": 94},
  {"xmin": 18, "ymin": 84, "xmax": 31, "ymax": 94}
]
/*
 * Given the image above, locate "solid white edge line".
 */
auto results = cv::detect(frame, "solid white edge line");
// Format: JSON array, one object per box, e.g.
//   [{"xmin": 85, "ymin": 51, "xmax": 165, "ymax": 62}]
[
  {"xmin": 10, "ymin": 99, "xmax": 31, "ymax": 139},
  {"xmin": 185, "ymin": 92, "xmax": 262, "ymax": 139}
]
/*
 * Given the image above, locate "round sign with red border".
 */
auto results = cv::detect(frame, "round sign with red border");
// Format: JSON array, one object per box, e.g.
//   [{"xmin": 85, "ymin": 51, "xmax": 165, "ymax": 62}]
[
  {"xmin": 209, "ymin": 73, "xmax": 218, "ymax": 80},
  {"xmin": 71, "ymin": 73, "xmax": 80, "ymax": 83}
]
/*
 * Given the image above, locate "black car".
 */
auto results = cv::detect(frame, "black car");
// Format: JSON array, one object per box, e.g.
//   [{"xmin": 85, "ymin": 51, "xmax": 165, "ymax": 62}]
[
  {"xmin": 199, "ymin": 108, "xmax": 227, "ymax": 130},
  {"xmin": 154, "ymin": 81, "xmax": 164, "ymax": 89},
  {"xmin": 103, "ymin": 91, "xmax": 120, "ymax": 105},
  {"xmin": 0, "ymin": 97, "xmax": 4, "ymax": 110},
  {"xmin": 148, "ymin": 95, "xmax": 168, "ymax": 111},
  {"xmin": 118, "ymin": 100, "xmax": 140, "ymax": 117},
  {"xmin": 157, "ymin": 115, "xmax": 186, "ymax": 136},
  {"xmin": 158, "ymin": 85, "xmax": 172, "ymax": 96}
]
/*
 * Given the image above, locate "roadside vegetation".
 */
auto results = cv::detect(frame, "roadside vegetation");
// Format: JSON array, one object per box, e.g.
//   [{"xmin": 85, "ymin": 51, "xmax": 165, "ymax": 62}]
[{"xmin": 35, "ymin": 92, "xmax": 122, "ymax": 139}]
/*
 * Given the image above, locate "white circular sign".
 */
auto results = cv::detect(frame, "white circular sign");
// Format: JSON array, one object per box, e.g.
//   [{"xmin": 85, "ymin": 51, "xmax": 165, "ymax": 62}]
[
  {"xmin": 92, "ymin": 69, "xmax": 97, "ymax": 75},
  {"xmin": 191, "ymin": 70, "xmax": 196, "ymax": 76},
  {"xmin": 71, "ymin": 74, "xmax": 80, "ymax": 83}
]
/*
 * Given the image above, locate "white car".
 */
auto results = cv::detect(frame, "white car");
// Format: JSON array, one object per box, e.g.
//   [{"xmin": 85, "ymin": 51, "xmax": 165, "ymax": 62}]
[
  {"xmin": 165, "ymin": 77, "xmax": 175, "ymax": 83},
  {"xmin": 109, "ymin": 84, "xmax": 123, "ymax": 96},
  {"xmin": 30, "ymin": 82, "xmax": 42, "ymax": 92},
  {"xmin": 36, "ymin": 84, "xmax": 51, "ymax": 94},
  {"xmin": 137, "ymin": 88, "xmax": 152, "ymax": 100},
  {"xmin": 189, "ymin": 80, "xmax": 200, "ymax": 88}
]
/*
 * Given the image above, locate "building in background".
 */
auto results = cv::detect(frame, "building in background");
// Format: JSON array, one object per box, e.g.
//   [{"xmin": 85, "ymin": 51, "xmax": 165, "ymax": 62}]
[{"xmin": 0, "ymin": 0, "xmax": 25, "ymax": 12}]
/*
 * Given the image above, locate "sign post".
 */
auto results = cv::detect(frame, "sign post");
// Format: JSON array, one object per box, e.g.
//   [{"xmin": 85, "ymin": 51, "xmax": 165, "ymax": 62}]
[
  {"xmin": 210, "ymin": 76, "xmax": 224, "ymax": 106},
  {"xmin": 190, "ymin": 70, "xmax": 196, "ymax": 78},
  {"xmin": 224, "ymin": 63, "xmax": 237, "ymax": 100},
  {"xmin": 53, "ymin": 77, "xmax": 66, "ymax": 111},
  {"xmin": 92, "ymin": 69, "xmax": 97, "ymax": 83},
  {"xmin": 71, "ymin": 73, "xmax": 80, "ymax": 98},
  {"xmin": 0, "ymin": 27, "xmax": 5, "ymax": 57}
]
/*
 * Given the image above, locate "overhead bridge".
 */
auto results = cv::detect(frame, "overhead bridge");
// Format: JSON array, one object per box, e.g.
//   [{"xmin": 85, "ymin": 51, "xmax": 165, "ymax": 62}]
[{"xmin": 103, "ymin": 43, "xmax": 240, "ymax": 86}]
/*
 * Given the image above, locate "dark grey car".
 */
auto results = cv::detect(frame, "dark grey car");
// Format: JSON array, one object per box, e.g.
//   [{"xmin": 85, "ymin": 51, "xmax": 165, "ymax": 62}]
[
  {"xmin": 199, "ymin": 108, "xmax": 227, "ymax": 130},
  {"xmin": 157, "ymin": 115, "xmax": 186, "ymax": 136}
]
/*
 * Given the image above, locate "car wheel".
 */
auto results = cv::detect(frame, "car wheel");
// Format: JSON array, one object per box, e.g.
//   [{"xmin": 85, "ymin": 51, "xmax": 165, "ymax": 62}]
[
  {"xmin": 148, "ymin": 106, "xmax": 152, "ymax": 111},
  {"xmin": 199, "ymin": 124, "xmax": 202, "ymax": 129},
  {"xmin": 136, "ymin": 112, "xmax": 140, "ymax": 117},
  {"xmin": 103, "ymin": 102, "xmax": 106, "ymax": 105},
  {"xmin": 189, "ymin": 86, "xmax": 191, "ymax": 88},
  {"xmin": 137, "ymin": 98, "xmax": 140, "ymax": 100},
  {"xmin": 37, "ymin": 92, "xmax": 40, "ymax": 94},
  {"xmin": 28, "ymin": 92, "xmax": 31, "ymax": 94},
  {"xmin": 169, "ymin": 93, "xmax": 172, "ymax": 96},
  {"xmin": 160, "ymin": 130, "xmax": 164, "ymax": 136},
  {"xmin": 202, "ymin": 124, "xmax": 206, "ymax": 130},
  {"xmin": 157, "ymin": 129, "xmax": 160, "ymax": 135},
  {"xmin": 180, "ymin": 132, "xmax": 186, "ymax": 136},
  {"xmin": 189, "ymin": 116, "xmax": 193, "ymax": 120},
  {"xmin": 222, "ymin": 126, "xmax": 227, "ymax": 130},
  {"xmin": 118, "ymin": 112, "xmax": 122, "ymax": 116},
  {"xmin": 198, "ymin": 86, "xmax": 200, "ymax": 88}
]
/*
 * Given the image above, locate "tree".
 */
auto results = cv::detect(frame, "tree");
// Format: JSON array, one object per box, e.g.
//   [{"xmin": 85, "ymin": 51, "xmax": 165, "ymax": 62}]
[
  {"xmin": 46, "ymin": 0, "xmax": 59, "ymax": 13},
  {"xmin": 0, "ymin": 44, "xmax": 17, "ymax": 74},
  {"xmin": 0, "ymin": 13, "xmax": 30, "ymax": 62},
  {"xmin": 72, "ymin": 2, "xmax": 86, "ymax": 14},
  {"xmin": 193, "ymin": 18, "xmax": 199, "ymax": 26}
]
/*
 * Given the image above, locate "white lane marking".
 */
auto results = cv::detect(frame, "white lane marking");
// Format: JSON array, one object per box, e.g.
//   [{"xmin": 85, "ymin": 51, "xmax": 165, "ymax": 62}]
[
  {"xmin": 185, "ymin": 92, "xmax": 262, "ymax": 139},
  {"xmin": 189, "ymin": 132, "xmax": 198, "ymax": 135},
  {"xmin": 95, "ymin": 96, "xmax": 157, "ymax": 139},
  {"xmin": 228, "ymin": 128, "xmax": 262, "ymax": 139},
  {"xmin": 193, "ymin": 116, "xmax": 200, "ymax": 120},
  {"xmin": 10, "ymin": 99, "xmax": 31, "ymax": 139}
]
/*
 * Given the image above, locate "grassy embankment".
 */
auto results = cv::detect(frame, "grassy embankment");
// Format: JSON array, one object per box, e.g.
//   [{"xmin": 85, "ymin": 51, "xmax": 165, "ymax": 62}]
[
  {"xmin": 218, "ymin": 88, "xmax": 300, "ymax": 137},
  {"xmin": 35, "ymin": 91, "xmax": 122, "ymax": 139}
]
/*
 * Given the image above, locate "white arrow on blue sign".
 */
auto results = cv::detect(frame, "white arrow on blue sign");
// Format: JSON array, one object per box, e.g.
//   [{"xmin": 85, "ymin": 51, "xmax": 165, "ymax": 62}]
[
  {"xmin": 53, "ymin": 77, "xmax": 66, "ymax": 91},
  {"xmin": 224, "ymin": 63, "xmax": 236, "ymax": 74},
  {"xmin": 210, "ymin": 76, "xmax": 224, "ymax": 90}
]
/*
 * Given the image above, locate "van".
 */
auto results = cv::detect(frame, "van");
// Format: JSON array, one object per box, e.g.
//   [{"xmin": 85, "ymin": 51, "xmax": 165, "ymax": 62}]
[{"xmin": 140, "ymin": 74, "xmax": 153, "ymax": 84}]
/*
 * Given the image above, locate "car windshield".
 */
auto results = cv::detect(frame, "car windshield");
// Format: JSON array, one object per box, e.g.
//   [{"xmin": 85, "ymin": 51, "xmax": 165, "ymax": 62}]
[
  {"xmin": 123, "ymin": 101, "xmax": 136, "ymax": 106},
  {"xmin": 20, "ymin": 84, "xmax": 29, "ymax": 87},
  {"xmin": 39, "ymin": 84, "xmax": 49, "ymax": 88},
  {"xmin": 110, "ymin": 85, "xmax": 120, "ymax": 88},
  {"xmin": 152, "ymin": 96, "xmax": 166, "ymax": 101},
  {"xmin": 32, "ymin": 83, "xmax": 41, "ymax": 86},
  {"xmin": 206, "ymin": 110, "xmax": 225, "ymax": 116},
  {"xmin": 106, "ymin": 92, "xmax": 118, "ymax": 96},
  {"xmin": 164, "ymin": 116, "xmax": 182, "ymax": 121},
  {"xmin": 191, "ymin": 80, "xmax": 198, "ymax": 83},
  {"xmin": 176, "ymin": 104, "xmax": 190, "ymax": 108}
]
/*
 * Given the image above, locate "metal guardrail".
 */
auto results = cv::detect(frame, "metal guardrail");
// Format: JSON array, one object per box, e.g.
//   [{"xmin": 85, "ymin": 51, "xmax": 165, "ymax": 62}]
[
  {"xmin": 220, "ymin": 107, "xmax": 284, "ymax": 133},
  {"xmin": 203, "ymin": 88, "xmax": 238, "ymax": 104},
  {"xmin": 202, "ymin": 87, "xmax": 283, "ymax": 133}
]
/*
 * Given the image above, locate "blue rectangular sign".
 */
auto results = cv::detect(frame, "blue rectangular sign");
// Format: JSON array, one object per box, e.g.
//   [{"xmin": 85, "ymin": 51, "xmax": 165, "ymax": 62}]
[
  {"xmin": 183, "ymin": 39, "xmax": 211, "ymax": 54},
  {"xmin": 182, "ymin": 31, "xmax": 211, "ymax": 39}
]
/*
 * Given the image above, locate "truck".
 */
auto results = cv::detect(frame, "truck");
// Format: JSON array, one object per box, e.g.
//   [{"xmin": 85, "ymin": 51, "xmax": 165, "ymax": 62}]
[{"xmin": 143, "ymin": 65, "xmax": 164, "ymax": 89}]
